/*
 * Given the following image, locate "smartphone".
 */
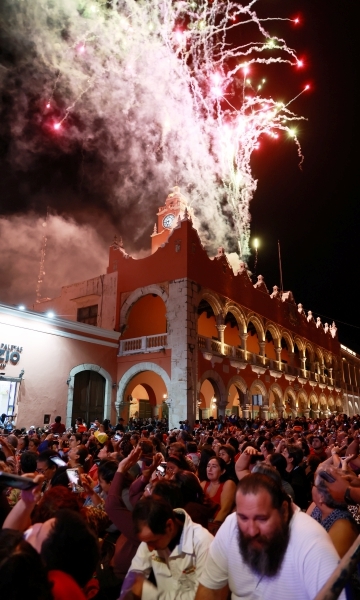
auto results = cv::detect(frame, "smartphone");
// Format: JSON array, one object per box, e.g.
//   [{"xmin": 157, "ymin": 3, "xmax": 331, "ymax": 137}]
[
  {"xmin": 318, "ymin": 470, "xmax": 336, "ymax": 483},
  {"xmin": 50, "ymin": 456, "xmax": 67, "ymax": 467},
  {"xmin": 156, "ymin": 465, "xmax": 165, "ymax": 476},
  {"xmin": 0, "ymin": 472, "xmax": 38, "ymax": 490},
  {"xmin": 113, "ymin": 435, "xmax": 121, "ymax": 441},
  {"xmin": 66, "ymin": 468, "xmax": 80, "ymax": 486}
]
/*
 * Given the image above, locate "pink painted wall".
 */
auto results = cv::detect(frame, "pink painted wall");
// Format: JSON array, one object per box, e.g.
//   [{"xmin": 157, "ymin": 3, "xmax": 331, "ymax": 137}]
[{"xmin": 1, "ymin": 309, "xmax": 118, "ymax": 428}]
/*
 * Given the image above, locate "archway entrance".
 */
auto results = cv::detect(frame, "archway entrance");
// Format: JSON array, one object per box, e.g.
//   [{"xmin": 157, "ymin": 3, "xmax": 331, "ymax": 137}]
[
  {"xmin": 227, "ymin": 383, "xmax": 246, "ymax": 417},
  {"xmin": 72, "ymin": 370, "xmax": 106, "ymax": 427},
  {"xmin": 199, "ymin": 378, "xmax": 221, "ymax": 419}
]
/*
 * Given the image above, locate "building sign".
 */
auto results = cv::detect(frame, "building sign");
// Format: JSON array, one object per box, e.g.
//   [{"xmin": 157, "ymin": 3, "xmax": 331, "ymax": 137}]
[{"xmin": 0, "ymin": 344, "xmax": 23, "ymax": 369}]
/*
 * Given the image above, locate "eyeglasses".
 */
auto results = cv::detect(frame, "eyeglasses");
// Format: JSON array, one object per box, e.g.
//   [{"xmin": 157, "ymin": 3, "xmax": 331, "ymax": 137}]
[{"xmin": 36, "ymin": 466, "xmax": 50, "ymax": 474}]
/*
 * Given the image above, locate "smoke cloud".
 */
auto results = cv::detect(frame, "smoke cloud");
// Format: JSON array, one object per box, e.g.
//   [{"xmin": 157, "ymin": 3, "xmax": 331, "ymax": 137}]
[
  {"xmin": 0, "ymin": 1, "xmax": 303, "ymax": 304},
  {"xmin": 0, "ymin": 214, "xmax": 108, "ymax": 305}
]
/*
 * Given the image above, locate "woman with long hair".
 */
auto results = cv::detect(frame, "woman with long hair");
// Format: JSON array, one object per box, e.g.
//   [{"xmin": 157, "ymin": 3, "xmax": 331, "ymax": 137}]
[{"xmin": 200, "ymin": 456, "xmax": 236, "ymax": 533}]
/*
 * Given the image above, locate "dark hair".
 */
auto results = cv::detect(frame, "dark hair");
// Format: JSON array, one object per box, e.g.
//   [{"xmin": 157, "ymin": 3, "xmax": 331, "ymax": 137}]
[
  {"xmin": 227, "ymin": 437, "xmax": 239, "ymax": 453},
  {"xmin": 0, "ymin": 530, "xmax": 52, "ymax": 600},
  {"xmin": 20, "ymin": 451, "xmax": 38, "ymax": 474},
  {"xmin": 55, "ymin": 416, "xmax": 62, "ymax": 423},
  {"xmin": 152, "ymin": 479, "xmax": 183, "ymax": 508},
  {"xmin": 132, "ymin": 497, "xmax": 175, "ymax": 535},
  {"xmin": 98, "ymin": 459, "xmax": 118, "ymax": 483},
  {"xmin": 286, "ymin": 445, "xmax": 304, "ymax": 467},
  {"xmin": 174, "ymin": 470, "xmax": 204, "ymax": 505},
  {"xmin": 263, "ymin": 442, "xmax": 274, "ymax": 454},
  {"xmin": 71, "ymin": 433, "xmax": 83, "ymax": 444},
  {"xmin": 41, "ymin": 509, "xmax": 99, "ymax": 588},
  {"xmin": 206, "ymin": 456, "xmax": 229, "ymax": 482},
  {"xmin": 37, "ymin": 450, "xmax": 58, "ymax": 468},
  {"xmin": 186, "ymin": 442, "xmax": 198, "ymax": 454},
  {"xmin": 219, "ymin": 444, "xmax": 235, "ymax": 461},
  {"xmin": 197, "ymin": 448, "xmax": 216, "ymax": 482},
  {"xmin": 269, "ymin": 453, "xmax": 288, "ymax": 478},
  {"xmin": 237, "ymin": 473, "xmax": 292, "ymax": 516}
]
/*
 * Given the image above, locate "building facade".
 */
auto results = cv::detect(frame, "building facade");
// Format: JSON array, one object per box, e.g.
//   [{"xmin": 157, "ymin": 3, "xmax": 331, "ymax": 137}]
[{"xmin": 1, "ymin": 188, "xmax": 353, "ymax": 429}]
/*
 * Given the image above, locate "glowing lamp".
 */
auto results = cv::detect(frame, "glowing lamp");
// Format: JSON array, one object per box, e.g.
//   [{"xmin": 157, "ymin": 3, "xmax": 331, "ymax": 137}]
[
  {"xmin": 46, "ymin": 311, "xmax": 55, "ymax": 318},
  {"xmin": 18, "ymin": 305, "xmax": 25, "ymax": 311}
]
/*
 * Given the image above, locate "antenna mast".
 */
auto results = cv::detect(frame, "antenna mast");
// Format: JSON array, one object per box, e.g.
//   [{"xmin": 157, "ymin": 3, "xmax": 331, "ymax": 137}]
[{"xmin": 35, "ymin": 207, "xmax": 49, "ymax": 304}]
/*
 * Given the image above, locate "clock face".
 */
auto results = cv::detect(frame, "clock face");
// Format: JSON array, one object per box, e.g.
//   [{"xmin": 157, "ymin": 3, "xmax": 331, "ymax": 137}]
[{"xmin": 163, "ymin": 214, "xmax": 175, "ymax": 228}]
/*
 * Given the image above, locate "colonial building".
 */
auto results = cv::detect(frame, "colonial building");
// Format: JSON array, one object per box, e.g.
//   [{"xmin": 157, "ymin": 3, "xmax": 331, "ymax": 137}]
[
  {"xmin": 340, "ymin": 344, "xmax": 360, "ymax": 417},
  {"xmin": 1, "ymin": 187, "xmax": 351, "ymax": 429}
]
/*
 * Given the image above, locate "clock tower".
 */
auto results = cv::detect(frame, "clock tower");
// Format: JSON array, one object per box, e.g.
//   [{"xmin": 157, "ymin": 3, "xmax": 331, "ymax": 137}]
[{"xmin": 151, "ymin": 186, "xmax": 192, "ymax": 254}]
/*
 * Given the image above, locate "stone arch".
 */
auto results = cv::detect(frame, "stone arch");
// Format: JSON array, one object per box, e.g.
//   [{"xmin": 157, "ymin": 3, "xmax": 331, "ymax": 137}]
[
  {"xmin": 328, "ymin": 396, "xmax": 335, "ymax": 408},
  {"xmin": 264, "ymin": 321, "xmax": 281, "ymax": 343},
  {"xmin": 198, "ymin": 290, "xmax": 223, "ymax": 317},
  {"xmin": 319, "ymin": 393, "xmax": 328, "ymax": 413},
  {"xmin": 283, "ymin": 386, "xmax": 297, "ymax": 414},
  {"xmin": 66, "ymin": 363, "xmax": 113, "ymax": 428},
  {"xmin": 297, "ymin": 389, "xmax": 309, "ymax": 412},
  {"xmin": 268, "ymin": 383, "xmax": 283, "ymax": 412},
  {"xmin": 116, "ymin": 362, "xmax": 171, "ymax": 415},
  {"xmin": 246, "ymin": 313, "xmax": 265, "ymax": 342},
  {"xmin": 226, "ymin": 376, "xmax": 247, "ymax": 412},
  {"xmin": 280, "ymin": 330, "xmax": 294, "ymax": 353},
  {"xmin": 198, "ymin": 369, "xmax": 227, "ymax": 408},
  {"xmin": 323, "ymin": 351, "xmax": 332, "ymax": 367},
  {"xmin": 315, "ymin": 347, "xmax": 324, "ymax": 366},
  {"xmin": 293, "ymin": 336, "xmax": 305, "ymax": 354},
  {"xmin": 305, "ymin": 341, "xmax": 315, "ymax": 362},
  {"xmin": 249, "ymin": 379, "xmax": 268, "ymax": 398},
  {"xmin": 120, "ymin": 285, "xmax": 169, "ymax": 328},
  {"xmin": 226, "ymin": 375, "xmax": 247, "ymax": 396},
  {"xmin": 269, "ymin": 383, "xmax": 283, "ymax": 402},
  {"xmin": 223, "ymin": 302, "xmax": 247, "ymax": 334},
  {"xmin": 309, "ymin": 391, "xmax": 319, "ymax": 409}
]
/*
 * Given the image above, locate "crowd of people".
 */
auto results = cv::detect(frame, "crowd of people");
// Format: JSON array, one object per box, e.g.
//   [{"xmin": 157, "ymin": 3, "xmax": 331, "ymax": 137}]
[{"xmin": 0, "ymin": 411, "xmax": 360, "ymax": 600}]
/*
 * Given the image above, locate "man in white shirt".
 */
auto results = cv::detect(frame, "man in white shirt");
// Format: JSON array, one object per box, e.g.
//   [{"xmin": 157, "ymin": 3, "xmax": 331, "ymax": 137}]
[
  {"xmin": 196, "ymin": 473, "xmax": 345, "ymax": 600},
  {"xmin": 120, "ymin": 497, "xmax": 213, "ymax": 600}
]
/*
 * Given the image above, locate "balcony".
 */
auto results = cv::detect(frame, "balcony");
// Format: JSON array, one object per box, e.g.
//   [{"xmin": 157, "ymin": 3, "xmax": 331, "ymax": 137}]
[
  {"xmin": 118, "ymin": 333, "xmax": 167, "ymax": 356},
  {"xmin": 197, "ymin": 335, "xmax": 335, "ymax": 386}
]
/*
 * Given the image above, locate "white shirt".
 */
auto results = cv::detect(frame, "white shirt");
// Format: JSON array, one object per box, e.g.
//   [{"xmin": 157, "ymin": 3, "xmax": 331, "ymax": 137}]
[
  {"xmin": 199, "ymin": 509, "xmax": 346, "ymax": 600},
  {"xmin": 122, "ymin": 509, "xmax": 213, "ymax": 600}
]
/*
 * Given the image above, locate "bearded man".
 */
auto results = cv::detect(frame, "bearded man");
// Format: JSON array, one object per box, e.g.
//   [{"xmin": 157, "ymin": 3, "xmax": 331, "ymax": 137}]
[{"xmin": 195, "ymin": 473, "xmax": 345, "ymax": 600}]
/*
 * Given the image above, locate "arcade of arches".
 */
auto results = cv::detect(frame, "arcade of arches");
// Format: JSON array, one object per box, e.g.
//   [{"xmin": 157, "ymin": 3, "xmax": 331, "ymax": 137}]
[{"xmin": 116, "ymin": 289, "xmax": 344, "ymax": 425}]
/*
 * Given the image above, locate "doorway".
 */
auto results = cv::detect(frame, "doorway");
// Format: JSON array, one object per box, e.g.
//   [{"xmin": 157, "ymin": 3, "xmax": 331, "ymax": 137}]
[{"xmin": 72, "ymin": 370, "xmax": 105, "ymax": 426}]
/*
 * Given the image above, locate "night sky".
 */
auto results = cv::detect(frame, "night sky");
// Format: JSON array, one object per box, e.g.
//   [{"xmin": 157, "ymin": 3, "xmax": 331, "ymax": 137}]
[{"xmin": 0, "ymin": 1, "xmax": 358, "ymax": 351}]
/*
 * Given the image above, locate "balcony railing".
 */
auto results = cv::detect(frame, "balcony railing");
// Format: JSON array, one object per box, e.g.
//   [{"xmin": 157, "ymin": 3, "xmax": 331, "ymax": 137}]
[
  {"xmin": 119, "ymin": 333, "xmax": 167, "ymax": 356},
  {"xmin": 197, "ymin": 335, "xmax": 336, "ymax": 385}
]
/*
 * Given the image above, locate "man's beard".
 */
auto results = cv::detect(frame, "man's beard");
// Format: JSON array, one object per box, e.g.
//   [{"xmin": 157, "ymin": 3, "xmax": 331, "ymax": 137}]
[{"xmin": 238, "ymin": 519, "xmax": 290, "ymax": 578}]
